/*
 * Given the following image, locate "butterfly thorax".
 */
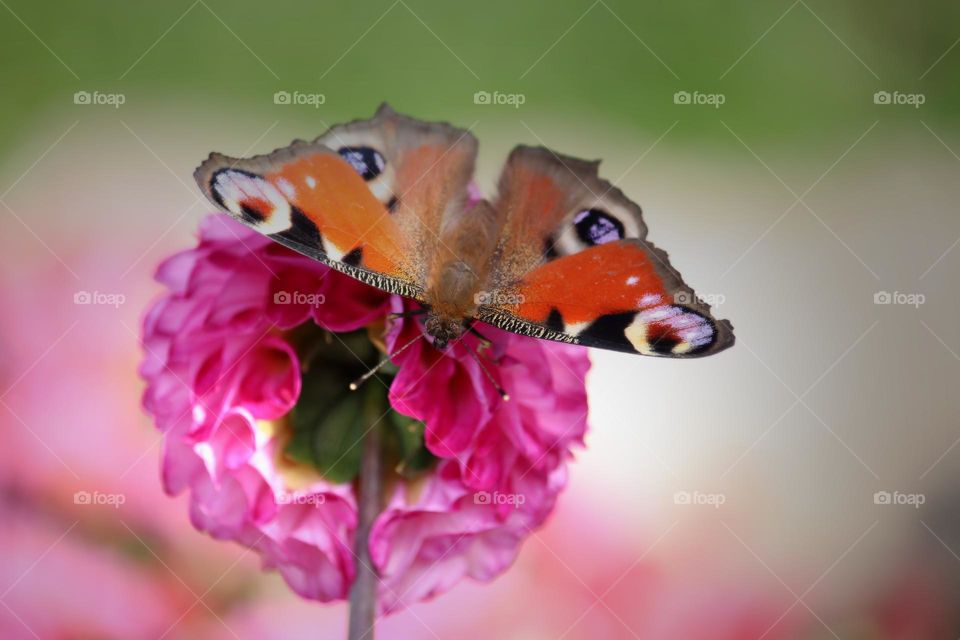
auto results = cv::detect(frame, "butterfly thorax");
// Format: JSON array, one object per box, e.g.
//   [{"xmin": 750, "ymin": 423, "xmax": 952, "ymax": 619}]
[
  {"xmin": 424, "ymin": 257, "xmax": 480, "ymax": 349},
  {"xmin": 422, "ymin": 200, "xmax": 503, "ymax": 349}
]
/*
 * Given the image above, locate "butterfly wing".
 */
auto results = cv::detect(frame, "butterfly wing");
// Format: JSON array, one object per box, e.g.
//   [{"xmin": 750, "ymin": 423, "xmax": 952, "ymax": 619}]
[
  {"xmin": 479, "ymin": 146, "xmax": 734, "ymax": 357},
  {"xmin": 194, "ymin": 103, "xmax": 478, "ymax": 300}
]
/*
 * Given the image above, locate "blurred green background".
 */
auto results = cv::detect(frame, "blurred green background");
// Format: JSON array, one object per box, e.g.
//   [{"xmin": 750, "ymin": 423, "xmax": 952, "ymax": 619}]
[{"xmin": 3, "ymin": 0, "xmax": 959, "ymax": 154}]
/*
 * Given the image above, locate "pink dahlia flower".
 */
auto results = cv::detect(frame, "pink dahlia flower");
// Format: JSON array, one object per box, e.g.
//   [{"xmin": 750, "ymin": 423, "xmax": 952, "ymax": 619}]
[{"xmin": 140, "ymin": 214, "xmax": 589, "ymax": 612}]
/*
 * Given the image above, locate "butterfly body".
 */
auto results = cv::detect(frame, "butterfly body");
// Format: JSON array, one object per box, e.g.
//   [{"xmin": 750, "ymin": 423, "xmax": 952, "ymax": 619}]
[
  {"xmin": 421, "ymin": 199, "xmax": 504, "ymax": 347},
  {"xmin": 195, "ymin": 104, "xmax": 734, "ymax": 359}
]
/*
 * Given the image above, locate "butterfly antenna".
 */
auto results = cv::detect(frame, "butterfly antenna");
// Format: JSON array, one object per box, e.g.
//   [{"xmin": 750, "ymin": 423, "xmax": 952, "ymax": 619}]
[
  {"xmin": 349, "ymin": 333, "xmax": 423, "ymax": 391},
  {"xmin": 468, "ymin": 346, "xmax": 510, "ymax": 402}
]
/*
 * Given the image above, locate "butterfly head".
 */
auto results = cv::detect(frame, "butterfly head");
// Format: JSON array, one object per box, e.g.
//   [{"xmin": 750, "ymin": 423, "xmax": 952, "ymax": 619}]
[{"xmin": 424, "ymin": 312, "xmax": 464, "ymax": 350}]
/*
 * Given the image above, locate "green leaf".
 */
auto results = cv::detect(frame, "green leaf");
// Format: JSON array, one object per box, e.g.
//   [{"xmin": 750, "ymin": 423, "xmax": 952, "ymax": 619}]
[
  {"xmin": 286, "ymin": 367, "xmax": 372, "ymax": 484},
  {"xmin": 281, "ymin": 325, "xmax": 436, "ymax": 483},
  {"xmin": 307, "ymin": 392, "xmax": 366, "ymax": 484},
  {"xmin": 387, "ymin": 411, "xmax": 437, "ymax": 479}
]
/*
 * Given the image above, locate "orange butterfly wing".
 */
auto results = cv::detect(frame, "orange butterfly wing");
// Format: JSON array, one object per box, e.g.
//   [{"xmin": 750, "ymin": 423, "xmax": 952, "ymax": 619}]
[
  {"xmin": 478, "ymin": 146, "xmax": 734, "ymax": 357},
  {"xmin": 265, "ymin": 152, "xmax": 401, "ymax": 275},
  {"xmin": 194, "ymin": 104, "xmax": 477, "ymax": 300},
  {"xmin": 309, "ymin": 104, "xmax": 477, "ymax": 285}
]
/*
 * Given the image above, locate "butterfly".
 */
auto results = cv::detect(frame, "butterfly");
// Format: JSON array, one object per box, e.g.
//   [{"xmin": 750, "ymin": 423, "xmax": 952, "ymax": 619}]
[{"xmin": 194, "ymin": 103, "xmax": 734, "ymax": 365}]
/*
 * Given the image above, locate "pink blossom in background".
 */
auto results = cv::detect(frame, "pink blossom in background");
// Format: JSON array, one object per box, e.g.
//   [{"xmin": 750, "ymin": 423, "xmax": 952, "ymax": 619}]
[
  {"xmin": 0, "ymin": 497, "xmax": 188, "ymax": 640},
  {"xmin": 140, "ymin": 214, "xmax": 590, "ymax": 612}
]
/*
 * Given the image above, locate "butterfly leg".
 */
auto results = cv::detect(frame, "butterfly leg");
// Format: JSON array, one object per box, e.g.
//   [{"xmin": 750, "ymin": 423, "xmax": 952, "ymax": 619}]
[
  {"xmin": 458, "ymin": 321, "xmax": 508, "ymax": 401},
  {"xmin": 466, "ymin": 322, "xmax": 493, "ymax": 355},
  {"xmin": 386, "ymin": 306, "xmax": 428, "ymax": 321}
]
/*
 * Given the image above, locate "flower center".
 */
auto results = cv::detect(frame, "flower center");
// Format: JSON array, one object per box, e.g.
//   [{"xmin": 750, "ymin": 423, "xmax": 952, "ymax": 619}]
[{"xmin": 279, "ymin": 321, "xmax": 437, "ymax": 484}]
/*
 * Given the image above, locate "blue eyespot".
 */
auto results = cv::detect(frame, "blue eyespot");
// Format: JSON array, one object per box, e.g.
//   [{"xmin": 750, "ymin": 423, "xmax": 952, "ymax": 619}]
[
  {"xmin": 338, "ymin": 146, "xmax": 386, "ymax": 181},
  {"xmin": 573, "ymin": 209, "xmax": 625, "ymax": 245}
]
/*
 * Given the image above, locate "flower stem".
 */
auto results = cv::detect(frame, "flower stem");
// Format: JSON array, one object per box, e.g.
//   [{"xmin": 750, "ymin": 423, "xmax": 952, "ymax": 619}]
[{"xmin": 347, "ymin": 397, "xmax": 383, "ymax": 640}]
